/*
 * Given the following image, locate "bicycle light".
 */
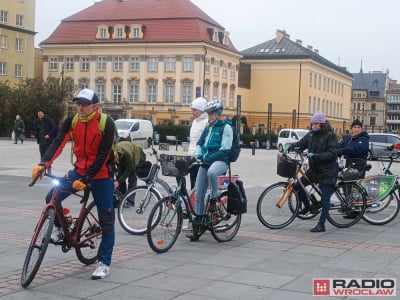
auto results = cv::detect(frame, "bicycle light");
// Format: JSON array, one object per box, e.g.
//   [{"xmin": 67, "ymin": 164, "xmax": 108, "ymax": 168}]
[{"xmin": 52, "ymin": 179, "xmax": 60, "ymax": 186}]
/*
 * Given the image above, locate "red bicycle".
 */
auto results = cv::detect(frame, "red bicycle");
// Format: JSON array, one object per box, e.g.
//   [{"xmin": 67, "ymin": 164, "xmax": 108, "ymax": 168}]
[{"xmin": 21, "ymin": 167, "xmax": 102, "ymax": 287}]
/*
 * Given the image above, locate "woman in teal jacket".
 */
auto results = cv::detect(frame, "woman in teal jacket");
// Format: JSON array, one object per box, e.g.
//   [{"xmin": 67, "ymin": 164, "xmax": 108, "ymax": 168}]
[{"xmin": 194, "ymin": 100, "xmax": 233, "ymax": 216}]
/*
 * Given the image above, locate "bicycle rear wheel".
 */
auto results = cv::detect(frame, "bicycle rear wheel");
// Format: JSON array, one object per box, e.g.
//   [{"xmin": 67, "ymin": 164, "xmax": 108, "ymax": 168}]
[
  {"xmin": 118, "ymin": 186, "xmax": 161, "ymax": 235},
  {"xmin": 75, "ymin": 201, "xmax": 102, "ymax": 265},
  {"xmin": 328, "ymin": 181, "xmax": 367, "ymax": 228},
  {"xmin": 147, "ymin": 196, "xmax": 182, "ymax": 253},
  {"xmin": 362, "ymin": 190, "xmax": 400, "ymax": 225},
  {"xmin": 211, "ymin": 191, "xmax": 241, "ymax": 242},
  {"xmin": 256, "ymin": 182, "xmax": 299, "ymax": 229},
  {"xmin": 21, "ymin": 207, "xmax": 55, "ymax": 287}
]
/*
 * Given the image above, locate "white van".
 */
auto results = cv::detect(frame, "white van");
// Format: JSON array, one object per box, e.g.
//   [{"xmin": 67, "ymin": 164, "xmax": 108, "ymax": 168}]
[
  {"xmin": 277, "ymin": 128, "xmax": 309, "ymax": 152},
  {"xmin": 115, "ymin": 119, "xmax": 153, "ymax": 149}
]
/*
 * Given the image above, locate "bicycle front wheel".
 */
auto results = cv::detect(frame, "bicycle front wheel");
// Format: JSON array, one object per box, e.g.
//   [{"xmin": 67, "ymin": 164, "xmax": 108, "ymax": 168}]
[
  {"xmin": 362, "ymin": 190, "xmax": 400, "ymax": 225},
  {"xmin": 211, "ymin": 191, "xmax": 242, "ymax": 242},
  {"xmin": 21, "ymin": 207, "xmax": 55, "ymax": 288},
  {"xmin": 118, "ymin": 186, "xmax": 161, "ymax": 235},
  {"xmin": 147, "ymin": 196, "xmax": 182, "ymax": 253},
  {"xmin": 328, "ymin": 181, "xmax": 367, "ymax": 228},
  {"xmin": 75, "ymin": 201, "xmax": 102, "ymax": 265},
  {"xmin": 256, "ymin": 182, "xmax": 299, "ymax": 229}
]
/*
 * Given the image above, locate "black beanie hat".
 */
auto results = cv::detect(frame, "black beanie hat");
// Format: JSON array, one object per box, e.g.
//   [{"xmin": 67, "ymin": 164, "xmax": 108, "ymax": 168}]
[{"xmin": 351, "ymin": 119, "xmax": 363, "ymax": 128}]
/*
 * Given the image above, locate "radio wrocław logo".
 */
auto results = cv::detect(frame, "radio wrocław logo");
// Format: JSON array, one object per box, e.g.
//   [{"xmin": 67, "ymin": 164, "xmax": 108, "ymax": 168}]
[{"xmin": 313, "ymin": 278, "xmax": 396, "ymax": 297}]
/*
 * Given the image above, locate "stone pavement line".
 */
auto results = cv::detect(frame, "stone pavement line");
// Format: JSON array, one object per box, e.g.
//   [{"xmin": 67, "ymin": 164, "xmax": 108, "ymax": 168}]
[
  {"xmin": 0, "ymin": 247, "xmax": 149, "ymax": 296},
  {"xmin": 238, "ymin": 230, "xmax": 400, "ymax": 254}
]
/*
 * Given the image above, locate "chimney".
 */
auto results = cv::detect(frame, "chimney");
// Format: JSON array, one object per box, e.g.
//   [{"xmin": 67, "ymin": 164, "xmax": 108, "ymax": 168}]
[
  {"xmin": 307, "ymin": 45, "xmax": 313, "ymax": 50},
  {"xmin": 296, "ymin": 39, "xmax": 302, "ymax": 46},
  {"xmin": 275, "ymin": 29, "xmax": 289, "ymax": 43}
]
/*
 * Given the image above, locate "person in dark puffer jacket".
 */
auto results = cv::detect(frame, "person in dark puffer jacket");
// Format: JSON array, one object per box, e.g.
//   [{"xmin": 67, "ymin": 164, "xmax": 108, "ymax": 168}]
[
  {"xmin": 288, "ymin": 111, "xmax": 339, "ymax": 232},
  {"xmin": 338, "ymin": 119, "xmax": 369, "ymax": 178}
]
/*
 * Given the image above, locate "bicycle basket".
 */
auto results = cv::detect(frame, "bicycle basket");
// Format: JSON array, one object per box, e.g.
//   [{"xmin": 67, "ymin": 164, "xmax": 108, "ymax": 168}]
[
  {"xmin": 160, "ymin": 154, "xmax": 192, "ymax": 177},
  {"xmin": 135, "ymin": 160, "xmax": 152, "ymax": 180},
  {"xmin": 277, "ymin": 154, "xmax": 299, "ymax": 178}
]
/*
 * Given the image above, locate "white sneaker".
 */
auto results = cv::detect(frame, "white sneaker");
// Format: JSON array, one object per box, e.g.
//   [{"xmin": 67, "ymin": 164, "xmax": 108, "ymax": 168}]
[
  {"xmin": 91, "ymin": 262, "xmax": 110, "ymax": 280},
  {"xmin": 50, "ymin": 227, "xmax": 62, "ymax": 242},
  {"xmin": 182, "ymin": 220, "xmax": 192, "ymax": 232}
]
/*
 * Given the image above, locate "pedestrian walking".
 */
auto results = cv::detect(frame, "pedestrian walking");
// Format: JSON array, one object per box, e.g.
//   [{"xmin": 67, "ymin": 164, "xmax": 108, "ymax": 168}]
[{"xmin": 13, "ymin": 114, "xmax": 25, "ymax": 144}]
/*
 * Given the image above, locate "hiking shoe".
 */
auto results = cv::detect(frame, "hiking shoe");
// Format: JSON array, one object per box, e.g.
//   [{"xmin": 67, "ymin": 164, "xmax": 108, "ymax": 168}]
[
  {"xmin": 91, "ymin": 262, "xmax": 110, "ymax": 280},
  {"xmin": 50, "ymin": 227, "xmax": 62, "ymax": 243},
  {"xmin": 208, "ymin": 199, "xmax": 217, "ymax": 211}
]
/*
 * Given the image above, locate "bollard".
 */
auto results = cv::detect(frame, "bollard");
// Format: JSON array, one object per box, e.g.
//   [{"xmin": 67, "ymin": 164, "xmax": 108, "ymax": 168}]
[{"xmin": 251, "ymin": 142, "xmax": 256, "ymax": 156}]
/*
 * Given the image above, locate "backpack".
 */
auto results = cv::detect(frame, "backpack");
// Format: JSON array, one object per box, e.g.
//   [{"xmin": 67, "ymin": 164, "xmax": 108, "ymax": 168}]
[{"xmin": 219, "ymin": 124, "xmax": 241, "ymax": 162}]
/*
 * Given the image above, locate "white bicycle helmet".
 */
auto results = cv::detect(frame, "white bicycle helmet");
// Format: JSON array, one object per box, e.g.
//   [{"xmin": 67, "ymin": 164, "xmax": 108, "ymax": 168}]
[{"xmin": 205, "ymin": 99, "xmax": 223, "ymax": 115}]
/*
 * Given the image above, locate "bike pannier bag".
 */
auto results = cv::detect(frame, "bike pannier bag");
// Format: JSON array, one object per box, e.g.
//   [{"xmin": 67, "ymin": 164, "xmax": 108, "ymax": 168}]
[{"xmin": 227, "ymin": 179, "xmax": 247, "ymax": 214}]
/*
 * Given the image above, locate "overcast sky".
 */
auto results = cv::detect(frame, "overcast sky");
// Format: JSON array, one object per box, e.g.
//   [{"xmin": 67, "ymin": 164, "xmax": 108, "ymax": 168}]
[{"xmin": 35, "ymin": 0, "xmax": 400, "ymax": 79}]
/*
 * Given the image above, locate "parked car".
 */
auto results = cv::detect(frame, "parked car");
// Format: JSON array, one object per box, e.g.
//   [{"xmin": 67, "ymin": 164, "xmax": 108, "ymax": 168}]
[
  {"xmin": 368, "ymin": 133, "xmax": 400, "ymax": 160},
  {"xmin": 277, "ymin": 128, "xmax": 309, "ymax": 152},
  {"xmin": 115, "ymin": 119, "xmax": 153, "ymax": 149}
]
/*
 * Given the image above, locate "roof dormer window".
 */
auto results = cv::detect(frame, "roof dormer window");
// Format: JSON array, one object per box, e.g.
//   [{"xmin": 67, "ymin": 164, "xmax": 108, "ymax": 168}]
[
  {"xmin": 212, "ymin": 28, "xmax": 219, "ymax": 42},
  {"xmin": 129, "ymin": 24, "xmax": 144, "ymax": 39},
  {"xmin": 222, "ymin": 31, "xmax": 229, "ymax": 46},
  {"xmin": 96, "ymin": 25, "xmax": 110, "ymax": 40},
  {"xmin": 112, "ymin": 24, "xmax": 126, "ymax": 39}
]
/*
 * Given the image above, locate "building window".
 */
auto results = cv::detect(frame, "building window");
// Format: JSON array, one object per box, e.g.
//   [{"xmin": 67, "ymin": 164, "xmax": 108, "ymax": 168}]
[
  {"xmin": 130, "ymin": 57, "xmax": 139, "ymax": 72},
  {"xmin": 0, "ymin": 11, "xmax": 9, "ymax": 24},
  {"xmin": 370, "ymin": 116, "xmax": 376, "ymax": 126},
  {"xmin": 148, "ymin": 57, "xmax": 158, "ymax": 72},
  {"xmin": 222, "ymin": 64, "xmax": 227, "ymax": 78},
  {"xmin": 183, "ymin": 57, "xmax": 193, "ymax": 72},
  {"xmin": 309, "ymin": 73, "xmax": 312, "ymax": 87},
  {"xmin": 213, "ymin": 82, "xmax": 219, "ymax": 99},
  {"xmin": 114, "ymin": 57, "xmax": 123, "ymax": 71},
  {"xmin": 165, "ymin": 83, "xmax": 175, "ymax": 104},
  {"xmin": 64, "ymin": 57, "xmax": 73, "ymax": 71},
  {"xmin": 182, "ymin": 80, "xmax": 192, "ymax": 104},
  {"xmin": 116, "ymin": 27, "xmax": 123, "ymax": 39},
  {"xmin": 80, "ymin": 57, "xmax": 89, "ymax": 71},
  {"xmin": 165, "ymin": 57, "xmax": 175, "ymax": 72},
  {"xmin": 97, "ymin": 57, "xmax": 106, "ymax": 71},
  {"xmin": 99, "ymin": 28, "xmax": 107, "ymax": 39},
  {"xmin": 15, "ymin": 38, "xmax": 24, "ymax": 51},
  {"xmin": 96, "ymin": 83, "xmax": 105, "ymax": 103},
  {"xmin": 204, "ymin": 81, "xmax": 210, "ymax": 99},
  {"xmin": 230, "ymin": 66, "xmax": 235, "ymax": 80},
  {"xmin": 0, "ymin": 35, "xmax": 8, "ymax": 49},
  {"xmin": 15, "ymin": 64, "xmax": 22, "ymax": 77},
  {"xmin": 16, "ymin": 14, "xmax": 23, "ymax": 27},
  {"xmin": 113, "ymin": 84, "xmax": 122, "ymax": 103},
  {"xmin": 147, "ymin": 81, "xmax": 157, "ymax": 103},
  {"xmin": 229, "ymin": 85, "xmax": 235, "ymax": 107},
  {"xmin": 133, "ymin": 27, "xmax": 140, "ymax": 38},
  {"xmin": 129, "ymin": 83, "xmax": 139, "ymax": 103},
  {"xmin": 49, "ymin": 57, "xmax": 58, "ymax": 71},
  {"xmin": 205, "ymin": 58, "xmax": 210, "ymax": 73},
  {"xmin": 129, "ymin": 24, "xmax": 144, "ymax": 39},
  {"xmin": 214, "ymin": 60, "xmax": 219, "ymax": 76},
  {"xmin": 371, "ymin": 103, "xmax": 376, "ymax": 111},
  {"xmin": 0, "ymin": 62, "xmax": 7, "ymax": 75}
]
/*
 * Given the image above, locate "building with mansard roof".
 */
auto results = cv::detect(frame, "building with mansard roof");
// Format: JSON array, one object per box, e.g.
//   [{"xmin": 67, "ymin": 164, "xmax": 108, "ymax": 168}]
[
  {"xmin": 238, "ymin": 29, "xmax": 353, "ymax": 135},
  {"xmin": 351, "ymin": 68, "xmax": 388, "ymax": 132},
  {"xmin": 39, "ymin": 0, "xmax": 241, "ymax": 124}
]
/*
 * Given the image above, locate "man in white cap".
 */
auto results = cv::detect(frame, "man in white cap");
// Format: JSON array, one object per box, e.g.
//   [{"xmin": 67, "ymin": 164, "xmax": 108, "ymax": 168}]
[{"xmin": 32, "ymin": 88, "xmax": 116, "ymax": 279}]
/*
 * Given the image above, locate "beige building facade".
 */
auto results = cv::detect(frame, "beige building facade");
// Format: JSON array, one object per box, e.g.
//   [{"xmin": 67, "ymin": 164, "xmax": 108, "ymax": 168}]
[
  {"xmin": 0, "ymin": 0, "xmax": 36, "ymax": 85},
  {"xmin": 39, "ymin": 0, "xmax": 241, "ymax": 124},
  {"xmin": 239, "ymin": 30, "xmax": 353, "ymax": 135}
]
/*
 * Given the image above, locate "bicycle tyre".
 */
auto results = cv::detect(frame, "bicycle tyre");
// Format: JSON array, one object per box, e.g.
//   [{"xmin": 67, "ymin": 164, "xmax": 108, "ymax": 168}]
[
  {"xmin": 362, "ymin": 190, "xmax": 400, "ymax": 225},
  {"xmin": 256, "ymin": 182, "xmax": 299, "ymax": 229},
  {"xmin": 147, "ymin": 196, "xmax": 182, "ymax": 253},
  {"xmin": 211, "ymin": 191, "xmax": 242, "ymax": 242},
  {"xmin": 118, "ymin": 186, "xmax": 161, "ymax": 235},
  {"xmin": 75, "ymin": 201, "xmax": 102, "ymax": 265},
  {"xmin": 21, "ymin": 207, "xmax": 55, "ymax": 287},
  {"xmin": 327, "ymin": 181, "xmax": 367, "ymax": 228}
]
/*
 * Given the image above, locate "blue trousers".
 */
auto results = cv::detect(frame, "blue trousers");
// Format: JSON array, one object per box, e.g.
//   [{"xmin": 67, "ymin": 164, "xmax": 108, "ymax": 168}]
[
  {"xmin": 194, "ymin": 161, "xmax": 228, "ymax": 214},
  {"xmin": 45, "ymin": 169, "xmax": 115, "ymax": 265}
]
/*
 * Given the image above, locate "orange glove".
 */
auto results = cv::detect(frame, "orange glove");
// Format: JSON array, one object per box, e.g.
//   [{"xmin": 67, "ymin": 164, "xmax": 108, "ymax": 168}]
[
  {"xmin": 32, "ymin": 166, "xmax": 46, "ymax": 181},
  {"xmin": 72, "ymin": 180, "xmax": 87, "ymax": 191}
]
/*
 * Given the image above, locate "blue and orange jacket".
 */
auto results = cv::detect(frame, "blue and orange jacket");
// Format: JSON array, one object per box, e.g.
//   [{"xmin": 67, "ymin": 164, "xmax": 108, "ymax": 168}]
[{"xmin": 41, "ymin": 110, "xmax": 115, "ymax": 182}]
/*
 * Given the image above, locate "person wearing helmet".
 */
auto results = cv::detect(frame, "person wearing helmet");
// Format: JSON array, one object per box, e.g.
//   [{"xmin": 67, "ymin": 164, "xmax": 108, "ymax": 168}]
[{"xmin": 194, "ymin": 99, "xmax": 233, "ymax": 217}]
